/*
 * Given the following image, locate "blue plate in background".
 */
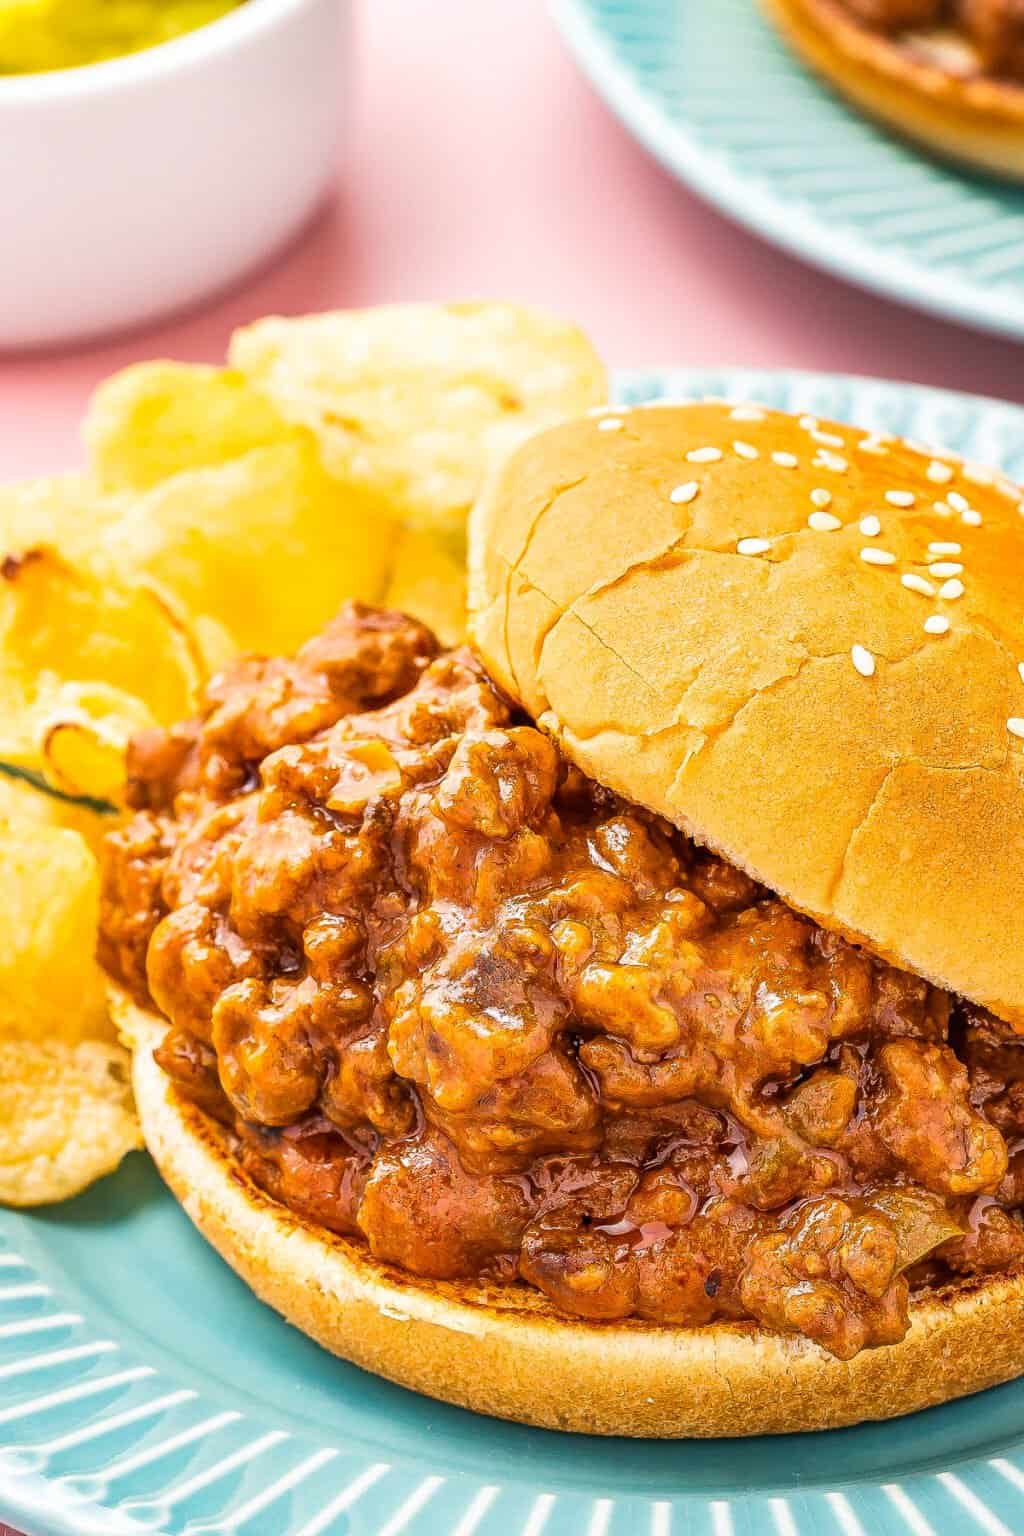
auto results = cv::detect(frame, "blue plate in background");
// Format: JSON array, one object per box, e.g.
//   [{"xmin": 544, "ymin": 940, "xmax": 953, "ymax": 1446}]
[
  {"xmin": 552, "ymin": 0, "xmax": 1024, "ymax": 340},
  {"xmin": 2, "ymin": 368, "xmax": 1024, "ymax": 1536}
]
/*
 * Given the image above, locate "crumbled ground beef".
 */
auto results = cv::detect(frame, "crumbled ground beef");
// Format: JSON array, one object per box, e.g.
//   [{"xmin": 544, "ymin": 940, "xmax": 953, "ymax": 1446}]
[{"xmin": 99, "ymin": 605, "xmax": 1024, "ymax": 1358}]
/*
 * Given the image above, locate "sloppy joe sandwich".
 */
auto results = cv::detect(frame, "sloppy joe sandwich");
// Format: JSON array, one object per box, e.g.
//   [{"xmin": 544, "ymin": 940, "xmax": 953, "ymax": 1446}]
[
  {"xmin": 103, "ymin": 402, "xmax": 1024, "ymax": 1436},
  {"xmin": 760, "ymin": 0, "xmax": 1024, "ymax": 179}
]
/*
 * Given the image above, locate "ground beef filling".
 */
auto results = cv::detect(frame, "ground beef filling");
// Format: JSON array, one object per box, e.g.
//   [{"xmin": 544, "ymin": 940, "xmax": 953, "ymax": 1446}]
[
  {"xmin": 837, "ymin": 0, "xmax": 1024, "ymax": 80},
  {"xmin": 98, "ymin": 604, "xmax": 1024, "ymax": 1360}
]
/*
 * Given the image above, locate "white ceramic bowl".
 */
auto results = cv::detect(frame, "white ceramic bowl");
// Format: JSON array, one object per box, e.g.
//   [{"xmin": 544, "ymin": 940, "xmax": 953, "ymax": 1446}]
[{"xmin": 0, "ymin": 0, "xmax": 345, "ymax": 349}]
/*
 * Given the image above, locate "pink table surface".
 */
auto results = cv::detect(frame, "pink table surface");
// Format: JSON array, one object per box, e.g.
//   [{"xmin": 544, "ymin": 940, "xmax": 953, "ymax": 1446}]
[{"xmin": 1, "ymin": 0, "xmax": 1023, "ymax": 479}]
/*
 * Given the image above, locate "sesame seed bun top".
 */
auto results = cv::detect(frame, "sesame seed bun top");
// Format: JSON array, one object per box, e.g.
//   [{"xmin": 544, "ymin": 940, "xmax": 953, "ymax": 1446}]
[{"xmin": 468, "ymin": 401, "xmax": 1024, "ymax": 1028}]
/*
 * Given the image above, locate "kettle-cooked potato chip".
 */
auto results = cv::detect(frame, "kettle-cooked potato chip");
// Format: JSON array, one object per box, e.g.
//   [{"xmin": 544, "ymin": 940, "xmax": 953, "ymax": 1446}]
[
  {"xmin": 0, "ymin": 768, "xmax": 93, "ymax": 829},
  {"xmin": 0, "ymin": 782, "xmax": 133, "ymax": 1208},
  {"xmin": 230, "ymin": 303, "xmax": 608, "ymax": 537},
  {"xmin": 85, "ymin": 362, "xmax": 297, "ymax": 491},
  {"xmin": 384, "ymin": 527, "xmax": 468, "ymax": 646},
  {"xmin": 0, "ymin": 767, "xmax": 113, "ymax": 853},
  {"xmin": 0, "ymin": 545, "xmax": 202, "ymax": 797},
  {"xmin": 0, "ymin": 1037, "xmax": 140, "ymax": 1207},
  {"xmin": 0, "ymin": 818, "xmax": 109, "ymax": 1045},
  {"xmin": 0, "ymin": 676, "xmax": 153, "ymax": 803},
  {"xmin": 37, "ymin": 681, "xmax": 157, "ymax": 802},
  {"xmin": 0, "ymin": 545, "xmax": 202, "ymax": 722},
  {"xmin": 98, "ymin": 439, "xmax": 396, "ymax": 657},
  {"xmin": 0, "ymin": 473, "xmax": 123, "ymax": 567}
]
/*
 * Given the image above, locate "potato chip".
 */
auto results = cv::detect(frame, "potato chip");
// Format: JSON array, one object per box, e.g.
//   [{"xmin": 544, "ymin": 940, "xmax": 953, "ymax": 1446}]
[
  {"xmin": 384, "ymin": 527, "xmax": 468, "ymax": 646},
  {"xmin": 39, "ymin": 682, "xmax": 158, "ymax": 802},
  {"xmin": 97, "ymin": 439, "xmax": 396, "ymax": 657},
  {"xmin": 0, "ymin": 1037, "xmax": 140, "ymax": 1206},
  {"xmin": 0, "ymin": 819, "xmax": 109, "ymax": 1045},
  {"xmin": 230, "ymin": 303, "xmax": 608, "ymax": 537},
  {"xmin": 0, "ymin": 545, "xmax": 201, "ymax": 723},
  {"xmin": 0, "ymin": 473, "xmax": 124, "ymax": 567},
  {"xmin": 0, "ymin": 545, "xmax": 202, "ymax": 797},
  {"xmin": 85, "ymin": 361, "xmax": 296, "ymax": 491},
  {"xmin": 0, "ymin": 765, "xmax": 115, "ymax": 853},
  {"xmin": 0, "ymin": 768, "xmax": 83, "ymax": 828},
  {"xmin": 0, "ymin": 675, "xmax": 157, "ymax": 803},
  {"xmin": 190, "ymin": 614, "xmax": 241, "ymax": 678},
  {"xmin": 0, "ymin": 767, "xmax": 134, "ymax": 1209}
]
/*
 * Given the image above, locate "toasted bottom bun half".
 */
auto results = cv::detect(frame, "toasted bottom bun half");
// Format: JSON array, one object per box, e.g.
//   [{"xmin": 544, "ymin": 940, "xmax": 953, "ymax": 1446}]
[
  {"xmin": 114, "ymin": 992, "xmax": 1024, "ymax": 1436},
  {"xmin": 760, "ymin": 0, "xmax": 1024, "ymax": 181}
]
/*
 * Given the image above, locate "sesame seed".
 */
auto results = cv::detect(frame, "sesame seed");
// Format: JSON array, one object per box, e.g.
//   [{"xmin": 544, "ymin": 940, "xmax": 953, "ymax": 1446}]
[
  {"xmin": 886, "ymin": 490, "xmax": 915, "ymax": 508},
  {"xmin": 1008, "ymin": 718, "xmax": 1024, "ymax": 740},
  {"xmin": 902, "ymin": 574, "xmax": 936, "ymax": 597},
  {"xmin": 859, "ymin": 515, "xmax": 882, "ymax": 537},
  {"xmin": 1018, "ymin": 663, "xmax": 1024, "ymax": 685},
  {"xmin": 858, "ymin": 435, "xmax": 889, "ymax": 455},
  {"xmin": 963, "ymin": 463, "xmax": 995, "ymax": 487},
  {"xmin": 670, "ymin": 481, "xmax": 700, "ymax": 505},
  {"xmin": 851, "ymin": 645, "xmax": 876, "ymax": 678},
  {"xmin": 924, "ymin": 615, "xmax": 950, "ymax": 636},
  {"xmin": 812, "ymin": 429, "xmax": 845, "ymax": 448},
  {"xmin": 815, "ymin": 451, "xmax": 849, "ymax": 473},
  {"xmin": 927, "ymin": 460, "xmax": 954, "ymax": 484},
  {"xmin": 733, "ymin": 440, "xmax": 759, "ymax": 460},
  {"xmin": 933, "ymin": 500, "xmax": 953, "ymax": 517},
  {"xmin": 598, "ymin": 417, "xmax": 623, "ymax": 432},
  {"xmin": 929, "ymin": 562, "xmax": 963, "ymax": 578},
  {"xmin": 730, "ymin": 406, "xmax": 765, "ymax": 422},
  {"xmin": 962, "ymin": 508, "xmax": 983, "ymax": 527},
  {"xmin": 737, "ymin": 537, "xmax": 772, "ymax": 556},
  {"xmin": 947, "ymin": 491, "xmax": 970, "ymax": 514},
  {"xmin": 799, "ymin": 415, "xmax": 818, "ymax": 431},
  {"xmin": 939, "ymin": 578, "xmax": 965, "ymax": 600},
  {"xmin": 928, "ymin": 541, "xmax": 961, "ymax": 555},
  {"xmin": 587, "ymin": 404, "xmax": 617, "ymax": 416},
  {"xmin": 810, "ymin": 488, "xmax": 832, "ymax": 508},
  {"xmin": 687, "ymin": 446, "xmax": 723, "ymax": 463},
  {"xmin": 772, "ymin": 451, "xmax": 798, "ymax": 469},
  {"xmin": 861, "ymin": 548, "xmax": 897, "ymax": 566},
  {"xmin": 808, "ymin": 511, "xmax": 842, "ymax": 532}
]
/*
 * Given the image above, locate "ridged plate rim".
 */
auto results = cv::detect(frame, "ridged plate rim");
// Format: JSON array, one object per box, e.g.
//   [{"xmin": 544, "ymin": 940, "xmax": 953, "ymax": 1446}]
[{"xmin": 550, "ymin": 0, "xmax": 1024, "ymax": 340}]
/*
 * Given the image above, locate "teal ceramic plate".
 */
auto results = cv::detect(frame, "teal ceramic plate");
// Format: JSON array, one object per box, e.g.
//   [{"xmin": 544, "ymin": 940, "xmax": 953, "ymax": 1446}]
[
  {"xmin": 551, "ymin": 0, "xmax": 1024, "ymax": 339},
  {"xmin": 3, "ymin": 368, "xmax": 1024, "ymax": 1536}
]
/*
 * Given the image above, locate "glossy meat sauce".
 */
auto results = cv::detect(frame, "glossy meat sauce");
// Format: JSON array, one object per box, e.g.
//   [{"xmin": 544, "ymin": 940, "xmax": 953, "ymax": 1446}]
[
  {"xmin": 99, "ymin": 606, "xmax": 1024, "ymax": 1359},
  {"xmin": 839, "ymin": 0, "xmax": 1024, "ymax": 80}
]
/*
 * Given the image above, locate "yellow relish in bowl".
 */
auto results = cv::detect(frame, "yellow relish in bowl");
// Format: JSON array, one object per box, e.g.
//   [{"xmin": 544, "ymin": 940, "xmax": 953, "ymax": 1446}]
[{"xmin": 0, "ymin": 0, "xmax": 246, "ymax": 75}]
